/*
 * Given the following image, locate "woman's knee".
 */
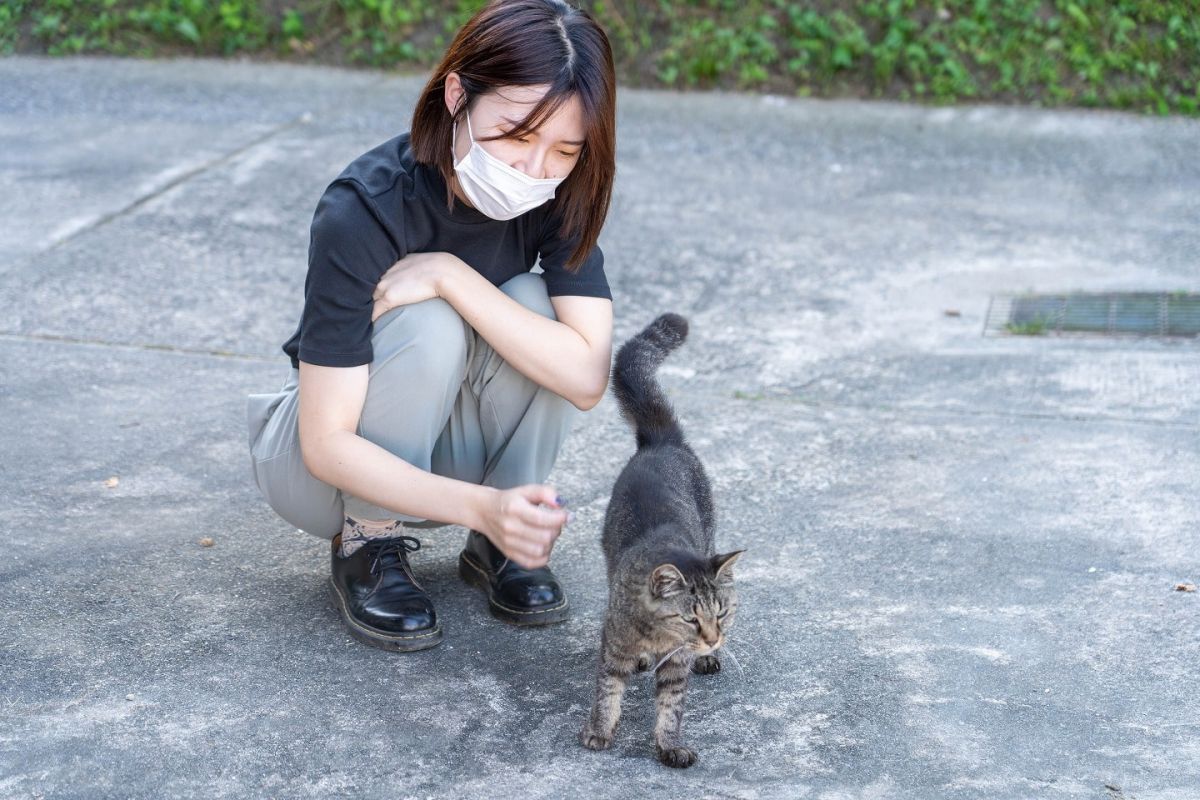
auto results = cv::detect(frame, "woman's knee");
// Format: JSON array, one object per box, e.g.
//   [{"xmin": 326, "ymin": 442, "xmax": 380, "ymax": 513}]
[
  {"xmin": 358, "ymin": 298, "xmax": 470, "ymax": 465},
  {"xmin": 371, "ymin": 297, "xmax": 469, "ymax": 380},
  {"xmin": 499, "ymin": 273, "xmax": 556, "ymax": 321}
]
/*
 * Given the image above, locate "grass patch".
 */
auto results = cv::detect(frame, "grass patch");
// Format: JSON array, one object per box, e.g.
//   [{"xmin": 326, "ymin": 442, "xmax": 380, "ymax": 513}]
[
  {"xmin": 1005, "ymin": 318, "xmax": 1051, "ymax": 335},
  {"xmin": 3, "ymin": 0, "xmax": 1198, "ymax": 115}
]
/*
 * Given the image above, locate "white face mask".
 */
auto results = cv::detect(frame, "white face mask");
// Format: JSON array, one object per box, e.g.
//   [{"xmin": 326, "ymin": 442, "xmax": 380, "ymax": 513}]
[{"xmin": 452, "ymin": 108, "xmax": 566, "ymax": 221}]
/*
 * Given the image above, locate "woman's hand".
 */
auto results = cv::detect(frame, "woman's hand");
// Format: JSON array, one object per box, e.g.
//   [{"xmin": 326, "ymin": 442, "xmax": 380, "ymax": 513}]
[
  {"xmin": 476, "ymin": 485, "xmax": 573, "ymax": 569},
  {"xmin": 371, "ymin": 251, "xmax": 455, "ymax": 322}
]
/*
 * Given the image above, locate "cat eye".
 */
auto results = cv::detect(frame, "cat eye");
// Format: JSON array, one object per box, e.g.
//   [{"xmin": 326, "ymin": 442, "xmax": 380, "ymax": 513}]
[
  {"xmin": 680, "ymin": 614, "xmax": 697, "ymax": 624},
  {"xmin": 717, "ymin": 609, "xmax": 729, "ymax": 619}
]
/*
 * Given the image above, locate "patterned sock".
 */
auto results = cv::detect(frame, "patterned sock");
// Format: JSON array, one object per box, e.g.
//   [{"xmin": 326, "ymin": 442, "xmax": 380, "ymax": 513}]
[{"xmin": 340, "ymin": 515, "xmax": 403, "ymax": 557}]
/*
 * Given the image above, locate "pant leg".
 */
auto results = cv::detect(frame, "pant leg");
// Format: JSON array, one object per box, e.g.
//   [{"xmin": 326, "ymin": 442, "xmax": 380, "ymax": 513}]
[
  {"xmin": 339, "ymin": 297, "xmax": 471, "ymax": 522},
  {"xmin": 246, "ymin": 366, "xmax": 344, "ymax": 538},
  {"xmin": 245, "ymin": 275, "xmax": 578, "ymax": 539},
  {"xmin": 431, "ymin": 272, "xmax": 579, "ymax": 491},
  {"xmin": 246, "ymin": 297, "xmax": 470, "ymax": 539}
]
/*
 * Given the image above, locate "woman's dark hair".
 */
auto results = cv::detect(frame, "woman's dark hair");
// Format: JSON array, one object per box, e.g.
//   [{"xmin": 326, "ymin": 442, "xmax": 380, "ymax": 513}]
[{"xmin": 410, "ymin": 0, "xmax": 616, "ymax": 271}]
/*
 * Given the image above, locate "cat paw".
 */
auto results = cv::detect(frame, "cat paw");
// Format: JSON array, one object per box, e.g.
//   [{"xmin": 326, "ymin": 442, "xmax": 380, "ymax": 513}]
[
  {"xmin": 692, "ymin": 655, "xmax": 721, "ymax": 675},
  {"xmin": 580, "ymin": 728, "xmax": 613, "ymax": 750},
  {"xmin": 655, "ymin": 744, "xmax": 698, "ymax": 769},
  {"xmin": 636, "ymin": 654, "xmax": 654, "ymax": 672}
]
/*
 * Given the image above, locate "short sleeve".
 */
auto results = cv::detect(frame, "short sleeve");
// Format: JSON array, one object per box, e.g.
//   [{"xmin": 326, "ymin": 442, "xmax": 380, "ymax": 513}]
[
  {"xmin": 296, "ymin": 182, "xmax": 399, "ymax": 368},
  {"xmin": 536, "ymin": 211, "xmax": 611, "ymax": 300}
]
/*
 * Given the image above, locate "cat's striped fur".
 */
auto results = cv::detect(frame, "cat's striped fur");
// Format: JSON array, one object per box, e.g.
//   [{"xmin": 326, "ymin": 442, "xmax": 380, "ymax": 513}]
[{"xmin": 580, "ymin": 313, "xmax": 743, "ymax": 769}]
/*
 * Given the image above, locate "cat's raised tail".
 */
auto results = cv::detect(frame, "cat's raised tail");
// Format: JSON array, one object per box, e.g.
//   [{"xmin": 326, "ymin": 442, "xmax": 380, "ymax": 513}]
[{"xmin": 612, "ymin": 313, "xmax": 689, "ymax": 449}]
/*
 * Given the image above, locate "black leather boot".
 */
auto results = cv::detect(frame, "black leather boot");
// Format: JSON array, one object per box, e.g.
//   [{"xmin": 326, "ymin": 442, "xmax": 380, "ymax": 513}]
[
  {"xmin": 458, "ymin": 530, "xmax": 569, "ymax": 625},
  {"xmin": 329, "ymin": 532, "xmax": 442, "ymax": 651}
]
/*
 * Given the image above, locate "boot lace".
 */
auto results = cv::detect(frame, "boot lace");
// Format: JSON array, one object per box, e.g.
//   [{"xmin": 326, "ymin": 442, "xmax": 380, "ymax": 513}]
[{"xmin": 352, "ymin": 534, "xmax": 422, "ymax": 576}]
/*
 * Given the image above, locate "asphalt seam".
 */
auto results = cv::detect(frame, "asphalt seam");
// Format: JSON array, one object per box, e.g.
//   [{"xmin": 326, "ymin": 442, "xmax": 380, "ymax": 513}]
[
  {"xmin": 1, "ymin": 330, "xmax": 1196, "ymax": 430},
  {"xmin": 31, "ymin": 112, "xmax": 315, "ymax": 259},
  {"xmin": 0, "ymin": 330, "xmax": 279, "ymax": 363},
  {"xmin": 0, "ymin": 71, "xmax": 401, "ymax": 285},
  {"xmin": 721, "ymin": 392, "xmax": 1200, "ymax": 430}
]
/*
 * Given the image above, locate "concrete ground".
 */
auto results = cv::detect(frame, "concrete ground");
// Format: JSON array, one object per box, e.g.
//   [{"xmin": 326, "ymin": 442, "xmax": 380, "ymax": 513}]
[{"xmin": 1, "ymin": 55, "xmax": 1198, "ymax": 799}]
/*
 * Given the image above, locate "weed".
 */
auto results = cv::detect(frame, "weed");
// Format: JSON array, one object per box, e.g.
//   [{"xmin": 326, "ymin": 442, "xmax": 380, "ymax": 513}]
[
  {"xmin": 3, "ymin": 0, "xmax": 1197, "ymax": 115},
  {"xmin": 1005, "ymin": 318, "xmax": 1052, "ymax": 335}
]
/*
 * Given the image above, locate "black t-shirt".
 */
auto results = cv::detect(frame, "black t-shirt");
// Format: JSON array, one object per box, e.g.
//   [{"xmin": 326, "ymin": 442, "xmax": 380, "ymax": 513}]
[{"xmin": 282, "ymin": 132, "xmax": 611, "ymax": 370}]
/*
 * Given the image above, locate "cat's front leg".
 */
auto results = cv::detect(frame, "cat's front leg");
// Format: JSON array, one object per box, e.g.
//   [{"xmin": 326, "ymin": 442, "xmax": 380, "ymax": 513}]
[
  {"xmin": 580, "ymin": 632, "xmax": 636, "ymax": 751},
  {"xmin": 653, "ymin": 651, "xmax": 696, "ymax": 768}
]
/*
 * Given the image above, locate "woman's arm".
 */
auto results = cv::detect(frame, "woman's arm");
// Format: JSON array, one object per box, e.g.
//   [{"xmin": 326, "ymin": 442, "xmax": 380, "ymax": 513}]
[
  {"xmin": 441, "ymin": 259, "xmax": 612, "ymax": 410},
  {"xmin": 298, "ymin": 361, "xmax": 569, "ymax": 568},
  {"xmin": 375, "ymin": 253, "xmax": 612, "ymax": 410}
]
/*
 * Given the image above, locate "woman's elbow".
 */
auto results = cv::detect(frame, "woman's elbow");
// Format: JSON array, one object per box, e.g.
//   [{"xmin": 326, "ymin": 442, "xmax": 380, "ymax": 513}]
[
  {"xmin": 299, "ymin": 429, "xmax": 332, "ymax": 482},
  {"xmin": 571, "ymin": 393, "xmax": 601, "ymax": 412},
  {"xmin": 570, "ymin": 372, "xmax": 610, "ymax": 411},
  {"xmin": 300, "ymin": 442, "xmax": 324, "ymax": 482}
]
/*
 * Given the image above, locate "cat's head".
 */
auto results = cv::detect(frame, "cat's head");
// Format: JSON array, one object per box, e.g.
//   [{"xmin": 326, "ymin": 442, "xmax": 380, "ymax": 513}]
[{"xmin": 646, "ymin": 549, "xmax": 745, "ymax": 655}]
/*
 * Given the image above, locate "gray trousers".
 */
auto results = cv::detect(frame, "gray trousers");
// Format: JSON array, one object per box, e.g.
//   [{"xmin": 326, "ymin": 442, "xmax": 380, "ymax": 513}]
[{"xmin": 245, "ymin": 273, "xmax": 577, "ymax": 540}]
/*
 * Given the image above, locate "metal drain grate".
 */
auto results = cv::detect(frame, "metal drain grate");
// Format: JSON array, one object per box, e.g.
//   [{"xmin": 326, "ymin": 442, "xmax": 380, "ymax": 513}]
[{"xmin": 985, "ymin": 292, "xmax": 1200, "ymax": 337}]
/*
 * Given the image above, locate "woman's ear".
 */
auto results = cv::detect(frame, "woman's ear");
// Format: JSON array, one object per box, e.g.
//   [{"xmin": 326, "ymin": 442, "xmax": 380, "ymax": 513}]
[{"xmin": 444, "ymin": 71, "xmax": 465, "ymax": 116}]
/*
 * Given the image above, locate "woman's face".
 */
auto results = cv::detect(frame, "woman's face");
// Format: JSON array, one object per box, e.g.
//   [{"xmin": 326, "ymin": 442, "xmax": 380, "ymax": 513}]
[{"xmin": 446, "ymin": 75, "xmax": 586, "ymax": 184}]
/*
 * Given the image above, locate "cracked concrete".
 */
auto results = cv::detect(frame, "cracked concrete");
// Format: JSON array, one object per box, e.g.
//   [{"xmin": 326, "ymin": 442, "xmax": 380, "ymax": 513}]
[{"xmin": 1, "ymin": 55, "xmax": 1198, "ymax": 799}]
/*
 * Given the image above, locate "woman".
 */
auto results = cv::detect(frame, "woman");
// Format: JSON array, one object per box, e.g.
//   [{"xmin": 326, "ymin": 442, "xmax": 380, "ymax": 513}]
[{"xmin": 245, "ymin": 0, "xmax": 616, "ymax": 652}]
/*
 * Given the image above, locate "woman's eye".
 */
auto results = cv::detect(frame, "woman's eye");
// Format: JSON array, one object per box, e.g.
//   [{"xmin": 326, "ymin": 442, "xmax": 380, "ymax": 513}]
[{"xmin": 559, "ymin": 150, "xmax": 579, "ymax": 158}]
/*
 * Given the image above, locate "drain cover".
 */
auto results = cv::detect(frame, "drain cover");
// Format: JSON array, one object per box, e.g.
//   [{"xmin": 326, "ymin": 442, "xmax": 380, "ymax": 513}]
[{"xmin": 986, "ymin": 292, "xmax": 1200, "ymax": 337}]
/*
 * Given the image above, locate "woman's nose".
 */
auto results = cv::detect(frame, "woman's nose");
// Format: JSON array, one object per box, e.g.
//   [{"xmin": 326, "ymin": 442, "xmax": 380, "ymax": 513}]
[{"xmin": 514, "ymin": 148, "xmax": 548, "ymax": 179}]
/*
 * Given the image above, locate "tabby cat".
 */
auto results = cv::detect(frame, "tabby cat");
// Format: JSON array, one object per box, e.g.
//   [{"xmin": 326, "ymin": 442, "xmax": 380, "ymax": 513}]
[{"xmin": 580, "ymin": 312, "xmax": 744, "ymax": 769}]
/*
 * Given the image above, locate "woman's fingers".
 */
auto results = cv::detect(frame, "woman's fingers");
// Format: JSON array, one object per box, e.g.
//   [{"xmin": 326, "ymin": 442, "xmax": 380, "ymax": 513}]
[
  {"xmin": 513, "ymin": 484, "xmax": 573, "ymax": 531},
  {"xmin": 498, "ymin": 532, "xmax": 552, "ymax": 568},
  {"xmin": 518, "ymin": 484, "xmax": 562, "ymax": 508},
  {"xmin": 516, "ymin": 501, "xmax": 569, "ymax": 530},
  {"xmin": 509, "ymin": 519, "xmax": 556, "ymax": 550},
  {"xmin": 370, "ymin": 300, "xmax": 386, "ymax": 323},
  {"xmin": 496, "ymin": 518, "xmax": 559, "ymax": 561},
  {"xmin": 488, "ymin": 485, "xmax": 575, "ymax": 568}
]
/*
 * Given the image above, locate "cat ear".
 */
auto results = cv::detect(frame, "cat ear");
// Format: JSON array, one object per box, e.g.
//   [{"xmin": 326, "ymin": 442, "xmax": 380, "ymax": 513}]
[
  {"xmin": 712, "ymin": 550, "xmax": 745, "ymax": 581},
  {"xmin": 650, "ymin": 564, "xmax": 688, "ymax": 599}
]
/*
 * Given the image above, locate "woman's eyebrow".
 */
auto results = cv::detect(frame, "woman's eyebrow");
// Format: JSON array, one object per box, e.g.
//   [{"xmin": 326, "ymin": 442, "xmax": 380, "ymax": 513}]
[{"xmin": 501, "ymin": 116, "xmax": 585, "ymax": 146}]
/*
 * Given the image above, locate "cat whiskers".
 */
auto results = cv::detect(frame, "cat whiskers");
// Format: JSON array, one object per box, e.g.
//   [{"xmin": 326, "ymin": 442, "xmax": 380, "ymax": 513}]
[
  {"xmin": 715, "ymin": 645, "xmax": 746, "ymax": 679},
  {"xmin": 651, "ymin": 645, "xmax": 687, "ymax": 673},
  {"xmin": 720, "ymin": 634, "xmax": 761, "ymax": 661}
]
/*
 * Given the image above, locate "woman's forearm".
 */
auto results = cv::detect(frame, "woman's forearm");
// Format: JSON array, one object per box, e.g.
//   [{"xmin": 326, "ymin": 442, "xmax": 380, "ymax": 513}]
[
  {"xmin": 306, "ymin": 428, "xmax": 497, "ymax": 528},
  {"xmin": 436, "ymin": 257, "xmax": 607, "ymax": 409}
]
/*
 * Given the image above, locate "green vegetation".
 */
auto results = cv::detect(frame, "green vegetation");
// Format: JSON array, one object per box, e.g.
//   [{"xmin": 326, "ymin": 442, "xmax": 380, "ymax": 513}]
[
  {"xmin": 3, "ymin": 0, "xmax": 1197, "ymax": 115},
  {"xmin": 1005, "ymin": 318, "xmax": 1051, "ymax": 335}
]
